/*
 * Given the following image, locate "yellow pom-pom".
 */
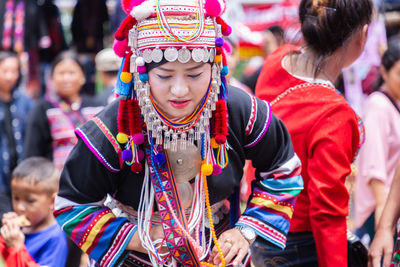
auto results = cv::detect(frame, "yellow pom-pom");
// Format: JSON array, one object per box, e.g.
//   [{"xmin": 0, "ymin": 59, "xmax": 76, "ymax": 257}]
[
  {"xmin": 120, "ymin": 72, "xmax": 132, "ymax": 83},
  {"xmin": 215, "ymin": 55, "xmax": 222, "ymax": 63},
  {"xmin": 117, "ymin": 133, "xmax": 128, "ymax": 144},
  {"xmin": 201, "ymin": 163, "xmax": 213, "ymax": 176},
  {"xmin": 210, "ymin": 137, "xmax": 219, "ymax": 149}
]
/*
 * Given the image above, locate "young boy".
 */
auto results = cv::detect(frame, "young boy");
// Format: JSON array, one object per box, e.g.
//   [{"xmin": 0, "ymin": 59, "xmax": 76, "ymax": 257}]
[{"xmin": 0, "ymin": 157, "xmax": 68, "ymax": 266}]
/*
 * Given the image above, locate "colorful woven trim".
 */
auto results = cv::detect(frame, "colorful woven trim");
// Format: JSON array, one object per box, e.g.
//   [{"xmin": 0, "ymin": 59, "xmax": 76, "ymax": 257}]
[
  {"xmin": 245, "ymin": 100, "xmax": 271, "ymax": 148},
  {"xmin": 144, "ymin": 144, "xmax": 201, "ymax": 266}
]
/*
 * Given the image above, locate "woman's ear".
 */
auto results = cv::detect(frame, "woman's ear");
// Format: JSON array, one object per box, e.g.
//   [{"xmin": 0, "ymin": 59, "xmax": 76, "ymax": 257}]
[{"xmin": 360, "ymin": 24, "xmax": 369, "ymax": 47}]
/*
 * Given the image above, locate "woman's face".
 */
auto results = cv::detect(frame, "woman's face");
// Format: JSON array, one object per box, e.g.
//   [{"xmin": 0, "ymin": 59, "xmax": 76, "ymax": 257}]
[
  {"xmin": 148, "ymin": 60, "xmax": 211, "ymax": 119},
  {"xmin": 382, "ymin": 60, "xmax": 400, "ymax": 101},
  {"xmin": 52, "ymin": 59, "xmax": 85, "ymax": 100},
  {"xmin": 0, "ymin": 57, "xmax": 19, "ymax": 94}
]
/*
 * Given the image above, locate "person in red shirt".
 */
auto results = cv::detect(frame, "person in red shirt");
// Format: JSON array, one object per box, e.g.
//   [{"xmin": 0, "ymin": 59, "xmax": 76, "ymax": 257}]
[{"xmin": 249, "ymin": 0, "xmax": 373, "ymax": 266}]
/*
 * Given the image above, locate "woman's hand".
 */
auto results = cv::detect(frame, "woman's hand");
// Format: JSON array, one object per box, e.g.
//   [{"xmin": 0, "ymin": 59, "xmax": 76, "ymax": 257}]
[
  {"xmin": 126, "ymin": 225, "xmax": 167, "ymax": 254},
  {"xmin": 0, "ymin": 212, "xmax": 25, "ymax": 249},
  {"xmin": 208, "ymin": 228, "xmax": 250, "ymax": 266},
  {"xmin": 368, "ymin": 226, "xmax": 394, "ymax": 267}
]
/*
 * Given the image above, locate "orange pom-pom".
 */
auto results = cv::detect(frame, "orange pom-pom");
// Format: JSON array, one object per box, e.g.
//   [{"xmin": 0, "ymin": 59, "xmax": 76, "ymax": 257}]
[
  {"xmin": 120, "ymin": 72, "xmax": 132, "ymax": 83},
  {"xmin": 215, "ymin": 54, "xmax": 222, "ymax": 63},
  {"xmin": 210, "ymin": 137, "xmax": 219, "ymax": 149}
]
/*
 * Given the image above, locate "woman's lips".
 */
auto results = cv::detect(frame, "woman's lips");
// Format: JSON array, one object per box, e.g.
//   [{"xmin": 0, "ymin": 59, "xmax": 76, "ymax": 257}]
[{"xmin": 170, "ymin": 100, "xmax": 190, "ymax": 108}]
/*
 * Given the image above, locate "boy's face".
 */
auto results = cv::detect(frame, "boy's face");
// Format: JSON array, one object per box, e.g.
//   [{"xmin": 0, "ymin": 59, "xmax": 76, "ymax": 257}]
[{"xmin": 11, "ymin": 179, "xmax": 55, "ymax": 232}]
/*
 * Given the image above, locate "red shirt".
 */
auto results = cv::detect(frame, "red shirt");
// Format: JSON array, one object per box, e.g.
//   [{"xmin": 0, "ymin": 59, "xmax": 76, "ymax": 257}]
[{"xmin": 254, "ymin": 45, "xmax": 361, "ymax": 267}]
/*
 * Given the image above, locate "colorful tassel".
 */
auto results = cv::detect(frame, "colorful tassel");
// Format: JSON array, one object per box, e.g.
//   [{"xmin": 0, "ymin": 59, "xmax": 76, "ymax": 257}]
[
  {"xmin": 115, "ymin": 16, "xmax": 137, "ymax": 41},
  {"xmin": 216, "ymin": 17, "xmax": 231, "ymax": 36},
  {"xmin": 213, "ymin": 99, "xmax": 228, "ymax": 144}
]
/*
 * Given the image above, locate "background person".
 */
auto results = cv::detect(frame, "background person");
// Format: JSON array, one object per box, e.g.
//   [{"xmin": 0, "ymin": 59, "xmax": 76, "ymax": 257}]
[
  {"xmin": 0, "ymin": 51, "xmax": 32, "ymax": 223},
  {"xmin": 354, "ymin": 38, "xmax": 400, "ymax": 245},
  {"xmin": 0, "ymin": 157, "xmax": 68, "ymax": 267},
  {"xmin": 250, "ymin": 0, "xmax": 373, "ymax": 266},
  {"xmin": 24, "ymin": 50, "xmax": 103, "ymax": 171}
]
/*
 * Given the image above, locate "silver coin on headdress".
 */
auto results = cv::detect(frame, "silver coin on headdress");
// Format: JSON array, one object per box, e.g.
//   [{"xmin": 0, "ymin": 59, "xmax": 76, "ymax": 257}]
[
  {"xmin": 166, "ymin": 140, "xmax": 201, "ymax": 183},
  {"xmin": 178, "ymin": 47, "xmax": 191, "ymax": 63},
  {"xmin": 151, "ymin": 47, "xmax": 163, "ymax": 63},
  {"xmin": 142, "ymin": 49, "xmax": 152, "ymax": 63},
  {"xmin": 209, "ymin": 48, "xmax": 216, "ymax": 62},
  {"xmin": 192, "ymin": 48, "xmax": 204, "ymax": 63},
  {"xmin": 202, "ymin": 48, "xmax": 210, "ymax": 63},
  {"xmin": 164, "ymin": 47, "xmax": 179, "ymax": 62}
]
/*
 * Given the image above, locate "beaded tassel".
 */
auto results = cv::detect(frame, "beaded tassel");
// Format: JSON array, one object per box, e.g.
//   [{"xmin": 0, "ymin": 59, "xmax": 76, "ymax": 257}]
[{"xmin": 128, "ymin": 99, "xmax": 144, "ymax": 173}]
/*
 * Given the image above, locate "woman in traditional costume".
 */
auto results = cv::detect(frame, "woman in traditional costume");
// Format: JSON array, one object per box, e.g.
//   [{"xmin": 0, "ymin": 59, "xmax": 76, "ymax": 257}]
[{"xmin": 54, "ymin": 0, "xmax": 303, "ymax": 266}]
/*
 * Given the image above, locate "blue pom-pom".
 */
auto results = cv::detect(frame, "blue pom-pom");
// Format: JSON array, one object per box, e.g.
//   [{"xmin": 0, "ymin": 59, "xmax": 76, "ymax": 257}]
[
  {"xmin": 154, "ymin": 153, "xmax": 165, "ymax": 165},
  {"xmin": 122, "ymin": 149, "xmax": 133, "ymax": 162},
  {"xmin": 139, "ymin": 73, "xmax": 149, "ymax": 82},
  {"xmin": 220, "ymin": 65, "xmax": 229, "ymax": 76},
  {"xmin": 215, "ymin": 37, "xmax": 224, "ymax": 47}
]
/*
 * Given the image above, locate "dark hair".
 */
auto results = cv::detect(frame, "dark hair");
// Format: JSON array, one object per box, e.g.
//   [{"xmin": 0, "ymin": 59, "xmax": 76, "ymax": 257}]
[
  {"xmin": 382, "ymin": 37, "xmax": 400, "ymax": 72},
  {"xmin": 267, "ymin": 25, "xmax": 285, "ymax": 43},
  {"xmin": 299, "ymin": 0, "xmax": 373, "ymax": 56},
  {"xmin": 12, "ymin": 157, "xmax": 60, "ymax": 194},
  {"xmin": 0, "ymin": 51, "xmax": 21, "ymax": 88},
  {"xmin": 51, "ymin": 50, "xmax": 85, "ymax": 76}
]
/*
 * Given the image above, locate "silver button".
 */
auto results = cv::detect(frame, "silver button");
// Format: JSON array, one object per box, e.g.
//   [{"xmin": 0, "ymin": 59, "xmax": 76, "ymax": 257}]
[
  {"xmin": 2, "ymin": 152, "xmax": 9, "ymax": 160},
  {"xmin": 14, "ymin": 132, "xmax": 21, "ymax": 140},
  {"xmin": 12, "ymin": 119, "xmax": 19, "ymax": 127},
  {"xmin": 16, "ymin": 145, "xmax": 23, "ymax": 153},
  {"xmin": 10, "ymin": 105, "xmax": 16, "ymax": 112}
]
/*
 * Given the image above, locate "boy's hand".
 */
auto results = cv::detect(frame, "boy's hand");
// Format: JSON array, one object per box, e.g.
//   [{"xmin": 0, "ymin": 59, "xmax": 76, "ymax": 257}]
[{"xmin": 1, "ymin": 212, "xmax": 25, "ymax": 249}]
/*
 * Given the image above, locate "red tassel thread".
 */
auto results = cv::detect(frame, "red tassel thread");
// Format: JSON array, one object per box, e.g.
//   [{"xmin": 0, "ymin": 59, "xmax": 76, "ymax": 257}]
[
  {"xmin": 216, "ymin": 17, "xmax": 232, "ymax": 36},
  {"xmin": 118, "ymin": 99, "xmax": 130, "ymax": 136},
  {"xmin": 212, "ymin": 99, "xmax": 229, "ymax": 144},
  {"xmin": 115, "ymin": 16, "xmax": 137, "ymax": 41},
  {"xmin": 127, "ymin": 100, "xmax": 142, "ymax": 135},
  {"xmin": 131, "ymin": 162, "xmax": 143, "ymax": 173}
]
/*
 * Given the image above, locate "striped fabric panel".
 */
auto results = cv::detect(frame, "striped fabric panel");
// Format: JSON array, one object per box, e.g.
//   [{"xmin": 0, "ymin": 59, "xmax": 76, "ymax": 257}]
[
  {"xmin": 236, "ymin": 215, "xmax": 287, "ymax": 249},
  {"xmin": 245, "ymin": 100, "xmax": 271, "ymax": 148},
  {"xmin": 54, "ymin": 204, "xmax": 136, "ymax": 267},
  {"xmin": 237, "ymin": 154, "xmax": 303, "ymax": 249}
]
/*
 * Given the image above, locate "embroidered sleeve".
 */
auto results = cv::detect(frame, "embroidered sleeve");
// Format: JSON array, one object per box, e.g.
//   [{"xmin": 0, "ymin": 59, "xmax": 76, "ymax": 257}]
[
  {"xmin": 239, "ymin": 102, "xmax": 303, "ymax": 249},
  {"xmin": 54, "ymin": 139, "xmax": 136, "ymax": 267}
]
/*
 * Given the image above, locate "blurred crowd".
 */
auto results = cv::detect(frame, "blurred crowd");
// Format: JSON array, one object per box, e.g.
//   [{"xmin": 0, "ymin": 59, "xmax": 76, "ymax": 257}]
[{"xmin": 0, "ymin": 0, "xmax": 400, "ymax": 266}]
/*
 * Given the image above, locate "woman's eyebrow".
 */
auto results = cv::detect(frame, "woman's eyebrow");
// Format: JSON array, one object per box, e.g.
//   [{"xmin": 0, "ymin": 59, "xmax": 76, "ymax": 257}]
[{"xmin": 185, "ymin": 63, "xmax": 204, "ymax": 71}]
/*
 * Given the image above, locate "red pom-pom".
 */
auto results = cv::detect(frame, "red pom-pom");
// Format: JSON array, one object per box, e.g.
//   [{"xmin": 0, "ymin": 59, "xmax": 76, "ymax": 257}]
[
  {"xmin": 216, "ymin": 47, "xmax": 223, "ymax": 55},
  {"xmin": 131, "ymin": 162, "xmax": 143, "ymax": 173},
  {"xmin": 215, "ymin": 134, "xmax": 226, "ymax": 144},
  {"xmin": 121, "ymin": 0, "xmax": 146, "ymax": 14},
  {"xmin": 113, "ymin": 39, "xmax": 129, "ymax": 57},
  {"xmin": 115, "ymin": 16, "xmax": 137, "ymax": 41},
  {"xmin": 212, "ymin": 164, "xmax": 222, "ymax": 175},
  {"xmin": 123, "ymin": 51, "xmax": 133, "ymax": 73},
  {"xmin": 216, "ymin": 17, "xmax": 231, "ymax": 36},
  {"xmin": 205, "ymin": 0, "xmax": 222, "ymax": 17}
]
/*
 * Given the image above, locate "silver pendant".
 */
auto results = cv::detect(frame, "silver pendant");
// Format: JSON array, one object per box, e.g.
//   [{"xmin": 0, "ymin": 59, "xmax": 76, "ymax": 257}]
[
  {"xmin": 164, "ymin": 47, "xmax": 179, "ymax": 62},
  {"xmin": 151, "ymin": 47, "xmax": 163, "ymax": 63},
  {"xmin": 178, "ymin": 47, "xmax": 191, "ymax": 63},
  {"xmin": 166, "ymin": 141, "xmax": 201, "ymax": 183},
  {"xmin": 128, "ymin": 28, "xmax": 137, "ymax": 48},
  {"xmin": 130, "ymin": 53, "xmax": 137, "ymax": 73},
  {"xmin": 192, "ymin": 48, "xmax": 204, "ymax": 63},
  {"xmin": 142, "ymin": 49, "xmax": 152, "ymax": 63},
  {"xmin": 202, "ymin": 48, "xmax": 210, "ymax": 63},
  {"xmin": 209, "ymin": 48, "xmax": 216, "ymax": 62}
]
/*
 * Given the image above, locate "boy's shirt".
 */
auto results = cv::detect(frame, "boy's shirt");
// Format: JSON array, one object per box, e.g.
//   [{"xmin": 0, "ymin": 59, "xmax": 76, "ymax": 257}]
[
  {"xmin": 0, "ymin": 223, "xmax": 68, "ymax": 267},
  {"xmin": 25, "ymin": 223, "xmax": 68, "ymax": 267}
]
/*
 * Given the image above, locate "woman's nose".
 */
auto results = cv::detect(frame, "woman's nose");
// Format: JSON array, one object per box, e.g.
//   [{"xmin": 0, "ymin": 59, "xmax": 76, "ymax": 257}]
[{"xmin": 170, "ymin": 78, "xmax": 189, "ymax": 97}]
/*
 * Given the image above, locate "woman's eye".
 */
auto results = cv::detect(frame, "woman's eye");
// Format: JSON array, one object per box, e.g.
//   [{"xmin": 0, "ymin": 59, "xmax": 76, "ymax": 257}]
[
  {"xmin": 157, "ymin": 74, "xmax": 171, "ymax": 79},
  {"xmin": 188, "ymin": 73, "xmax": 202, "ymax": 78}
]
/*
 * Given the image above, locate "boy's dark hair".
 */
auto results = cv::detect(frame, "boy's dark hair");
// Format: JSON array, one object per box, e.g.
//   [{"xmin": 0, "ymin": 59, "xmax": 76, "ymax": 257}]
[
  {"xmin": 51, "ymin": 50, "xmax": 85, "ymax": 76},
  {"xmin": 11, "ymin": 157, "xmax": 60, "ymax": 194}
]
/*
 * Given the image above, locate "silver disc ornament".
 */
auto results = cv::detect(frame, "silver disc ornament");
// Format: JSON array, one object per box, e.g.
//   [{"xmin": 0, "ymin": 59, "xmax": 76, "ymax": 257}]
[
  {"xmin": 142, "ymin": 49, "xmax": 153, "ymax": 63},
  {"xmin": 164, "ymin": 47, "xmax": 179, "ymax": 62},
  {"xmin": 192, "ymin": 48, "xmax": 204, "ymax": 63},
  {"xmin": 151, "ymin": 47, "xmax": 163, "ymax": 63},
  {"xmin": 178, "ymin": 47, "xmax": 191, "ymax": 63},
  {"xmin": 165, "ymin": 140, "xmax": 201, "ymax": 183}
]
